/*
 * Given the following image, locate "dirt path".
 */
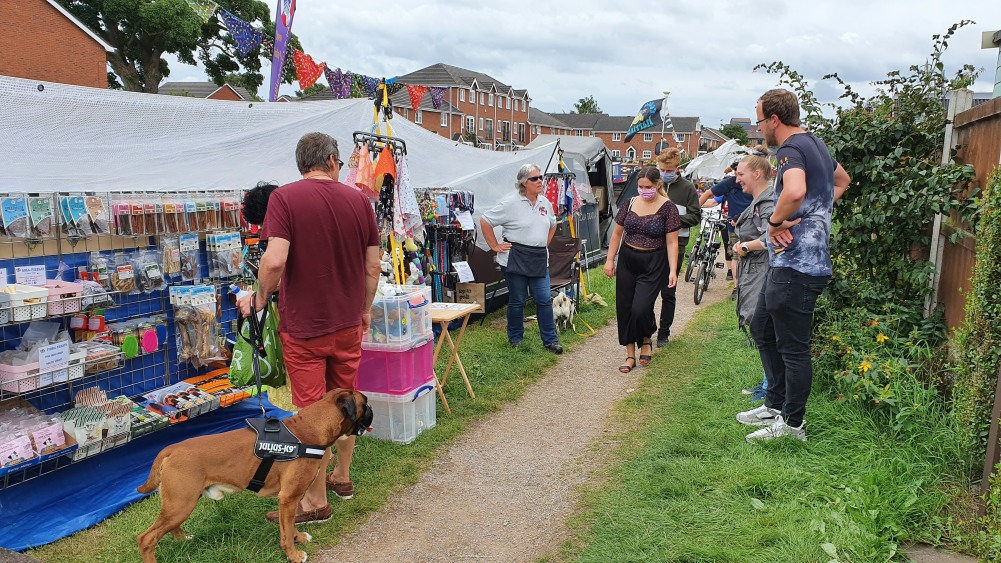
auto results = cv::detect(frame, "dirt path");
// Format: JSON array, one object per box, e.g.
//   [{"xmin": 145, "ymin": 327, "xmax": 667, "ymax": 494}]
[{"xmin": 317, "ymin": 276, "xmax": 732, "ymax": 562}]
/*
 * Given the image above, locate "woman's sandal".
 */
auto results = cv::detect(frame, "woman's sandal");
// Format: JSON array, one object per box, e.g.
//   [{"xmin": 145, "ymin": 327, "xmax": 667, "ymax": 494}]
[
  {"xmin": 619, "ymin": 357, "xmax": 637, "ymax": 373},
  {"xmin": 639, "ymin": 341, "xmax": 653, "ymax": 366}
]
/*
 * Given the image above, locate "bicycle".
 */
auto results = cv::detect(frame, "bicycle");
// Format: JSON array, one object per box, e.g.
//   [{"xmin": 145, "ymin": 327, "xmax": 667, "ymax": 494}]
[{"xmin": 684, "ymin": 206, "xmax": 727, "ymax": 305}]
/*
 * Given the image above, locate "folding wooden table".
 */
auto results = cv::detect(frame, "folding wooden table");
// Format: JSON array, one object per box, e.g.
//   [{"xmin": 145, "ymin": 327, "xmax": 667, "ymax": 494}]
[{"xmin": 430, "ymin": 302, "xmax": 479, "ymax": 414}]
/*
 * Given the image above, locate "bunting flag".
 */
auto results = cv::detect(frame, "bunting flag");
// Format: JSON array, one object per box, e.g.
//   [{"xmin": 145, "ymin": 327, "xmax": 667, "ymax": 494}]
[
  {"xmin": 185, "ymin": 0, "xmax": 219, "ymax": 23},
  {"xmin": 429, "ymin": 87, "xmax": 446, "ymax": 109},
  {"xmin": 292, "ymin": 50, "xmax": 325, "ymax": 90},
  {"xmin": 269, "ymin": 0, "xmax": 297, "ymax": 102},
  {"xmin": 361, "ymin": 75, "xmax": 380, "ymax": 97},
  {"xmin": 218, "ymin": 9, "xmax": 264, "ymax": 58},
  {"xmin": 406, "ymin": 85, "xmax": 429, "ymax": 110},
  {"xmin": 386, "ymin": 82, "xmax": 405, "ymax": 96},
  {"xmin": 324, "ymin": 67, "xmax": 352, "ymax": 98},
  {"xmin": 624, "ymin": 97, "xmax": 666, "ymax": 142}
]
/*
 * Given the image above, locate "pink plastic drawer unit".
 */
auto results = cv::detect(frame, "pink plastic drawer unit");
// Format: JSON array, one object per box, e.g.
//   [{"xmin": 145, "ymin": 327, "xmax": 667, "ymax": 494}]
[
  {"xmin": 356, "ymin": 339, "xmax": 433, "ymax": 395},
  {"xmin": 45, "ymin": 280, "xmax": 84, "ymax": 316}
]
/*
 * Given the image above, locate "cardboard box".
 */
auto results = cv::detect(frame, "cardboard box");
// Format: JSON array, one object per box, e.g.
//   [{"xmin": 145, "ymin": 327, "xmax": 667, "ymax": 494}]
[{"xmin": 454, "ymin": 283, "xmax": 485, "ymax": 313}]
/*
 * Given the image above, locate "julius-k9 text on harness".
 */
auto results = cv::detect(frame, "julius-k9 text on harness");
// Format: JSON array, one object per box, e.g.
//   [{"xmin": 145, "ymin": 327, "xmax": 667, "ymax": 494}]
[{"xmin": 245, "ymin": 417, "xmax": 326, "ymax": 492}]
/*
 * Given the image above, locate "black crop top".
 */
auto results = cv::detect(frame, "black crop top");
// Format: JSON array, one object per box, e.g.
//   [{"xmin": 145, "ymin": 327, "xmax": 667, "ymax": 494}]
[{"xmin": 614, "ymin": 198, "xmax": 681, "ymax": 249}]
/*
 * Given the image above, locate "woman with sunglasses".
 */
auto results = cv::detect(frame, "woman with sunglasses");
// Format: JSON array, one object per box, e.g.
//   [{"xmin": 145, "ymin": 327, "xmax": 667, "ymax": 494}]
[
  {"xmin": 480, "ymin": 164, "xmax": 563, "ymax": 354},
  {"xmin": 604, "ymin": 166, "xmax": 680, "ymax": 373}
]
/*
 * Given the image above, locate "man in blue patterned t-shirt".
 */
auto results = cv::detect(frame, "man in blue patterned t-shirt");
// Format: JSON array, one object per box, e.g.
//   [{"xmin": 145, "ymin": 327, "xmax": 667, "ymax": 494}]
[{"xmin": 736, "ymin": 89, "xmax": 851, "ymax": 442}]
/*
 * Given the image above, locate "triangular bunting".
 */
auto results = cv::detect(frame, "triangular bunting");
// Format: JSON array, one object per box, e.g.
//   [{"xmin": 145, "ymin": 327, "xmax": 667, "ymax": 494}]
[
  {"xmin": 429, "ymin": 87, "xmax": 446, "ymax": 109},
  {"xmin": 323, "ymin": 67, "xmax": 352, "ymax": 99},
  {"xmin": 184, "ymin": 0, "xmax": 219, "ymax": 23},
  {"xmin": 218, "ymin": 9, "xmax": 264, "ymax": 58},
  {"xmin": 361, "ymin": 75, "xmax": 380, "ymax": 98},
  {"xmin": 386, "ymin": 82, "xmax": 405, "ymax": 96},
  {"xmin": 292, "ymin": 50, "xmax": 325, "ymax": 90},
  {"xmin": 406, "ymin": 85, "xmax": 429, "ymax": 111}
]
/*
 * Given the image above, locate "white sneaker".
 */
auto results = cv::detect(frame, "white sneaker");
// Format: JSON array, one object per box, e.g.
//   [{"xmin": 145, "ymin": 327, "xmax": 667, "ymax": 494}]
[
  {"xmin": 736, "ymin": 405, "xmax": 780, "ymax": 426},
  {"xmin": 745, "ymin": 416, "xmax": 807, "ymax": 443}
]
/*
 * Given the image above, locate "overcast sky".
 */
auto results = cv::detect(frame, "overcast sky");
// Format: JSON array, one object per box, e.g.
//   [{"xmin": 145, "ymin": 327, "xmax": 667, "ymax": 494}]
[{"xmin": 166, "ymin": 0, "xmax": 999, "ymax": 127}]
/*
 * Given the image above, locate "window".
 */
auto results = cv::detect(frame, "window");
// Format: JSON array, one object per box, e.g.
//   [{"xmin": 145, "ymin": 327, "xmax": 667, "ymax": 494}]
[
  {"xmin": 466, "ymin": 116, "xmax": 475, "ymax": 133},
  {"xmin": 589, "ymin": 131, "xmax": 595, "ymax": 137},
  {"xmin": 479, "ymin": 117, "xmax": 484, "ymax": 130},
  {"xmin": 485, "ymin": 118, "xmax": 493, "ymax": 138},
  {"xmin": 518, "ymin": 122, "xmax": 525, "ymax": 142},
  {"xmin": 459, "ymin": 90, "xmax": 465, "ymax": 102},
  {"xmin": 612, "ymin": 133, "xmax": 621, "ymax": 142},
  {"xmin": 469, "ymin": 88, "xmax": 474, "ymax": 101},
  {"xmin": 576, "ymin": 129, "xmax": 584, "ymax": 136},
  {"xmin": 488, "ymin": 93, "xmax": 494, "ymax": 107},
  {"xmin": 611, "ymin": 149, "xmax": 620, "ymax": 158},
  {"xmin": 480, "ymin": 93, "xmax": 485, "ymax": 104},
  {"xmin": 415, "ymin": 110, "xmax": 422, "ymax": 125},
  {"xmin": 642, "ymin": 150, "xmax": 652, "ymax": 159},
  {"xmin": 643, "ymin": 133, "xmax": 653, "ymax": 142},
  {"xmin": 505, "ymin": 97, "xmax": 510, "ymax": 109},
  {"xmin": 440, "ymin": 112, "xmax": 448, "ymax": 127}
]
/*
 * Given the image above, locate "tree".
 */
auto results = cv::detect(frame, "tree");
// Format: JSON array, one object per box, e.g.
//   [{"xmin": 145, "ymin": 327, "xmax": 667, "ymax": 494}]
[
  {"xmin": 719, "ymin": 124, "xmax": 750, "ymax": 145},
  {"xmin": 58, "ymin": 0, "xmax": 300, "ymax": 94},
  {"xmin": 295, "ymin": 83, "xmax": 326, "ymax": 99},
  {"xmin": 572, "ymin": 95, "xmax": 602, "ymax": 114}
]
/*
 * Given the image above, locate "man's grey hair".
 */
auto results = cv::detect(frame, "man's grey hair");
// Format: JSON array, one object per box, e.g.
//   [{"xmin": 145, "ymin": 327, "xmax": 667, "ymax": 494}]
[
  {"xmin": 515, "ymin": 163, "xmax": 542, "ymax": 195},
  {"xmin": 296, "ymin": 132, "xmax": 339, "ymax": 174}
]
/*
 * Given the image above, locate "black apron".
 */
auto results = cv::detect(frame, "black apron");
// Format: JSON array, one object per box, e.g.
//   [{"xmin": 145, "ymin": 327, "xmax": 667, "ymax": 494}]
[{"xmin": 505, "ymin": 240, "xmax": 548, "ymax": 277}]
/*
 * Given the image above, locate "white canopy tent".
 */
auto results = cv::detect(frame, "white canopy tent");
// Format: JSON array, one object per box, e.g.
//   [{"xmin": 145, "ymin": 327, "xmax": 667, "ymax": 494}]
[{"xmin": 683, "ymin": 139, "xmax": 757, "ymax": 180}]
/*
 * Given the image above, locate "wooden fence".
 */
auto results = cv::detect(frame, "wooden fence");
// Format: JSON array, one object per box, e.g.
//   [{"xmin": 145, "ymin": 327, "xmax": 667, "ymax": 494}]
[{"xmin": 936, "ymin": 94, "xmax": 1001, "ymax": 330}]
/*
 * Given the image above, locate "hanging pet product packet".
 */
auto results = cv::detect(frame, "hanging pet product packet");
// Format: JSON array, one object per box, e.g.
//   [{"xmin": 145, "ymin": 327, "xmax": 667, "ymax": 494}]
[
  {"xmin": 109, "ymin": 251, "xmax": 140, "ymax": 295},
  {"xmin": 134, "ymin": 248, "xmax": 165, "ymax": 293},
  {"xmin": 59, "ymin": 195, "xmax": 91, "ymax": 238},
  {"xmin": 160, "ymin": 235, "xmax": 182, "ymax": 280},
  {"xmin": 28, "ymin": 196, "xmax": 54, "ymax": 239},
  {"xmin": 1, "ymin": 195, "xmax": 31, "ymax": 239},
  {"xmin": 178, "ymin": 233, "xmax": 200, "ymax": 282},
  {"xmin": 169, "ymin": 285, "xmax": 222, "ymax": 367}
]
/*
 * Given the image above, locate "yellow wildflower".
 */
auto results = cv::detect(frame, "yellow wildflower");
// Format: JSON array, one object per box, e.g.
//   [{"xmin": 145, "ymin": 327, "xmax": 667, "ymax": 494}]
[
  {"xmin": 832, "ymin": 335, "xmax": 842, "ymax": 343},
  {"xmin": 859, "ymin": 361, "xmax": 872, "ymax": 374},
  {"xmin": 868, "ymin": 319, "xmax": 879, "ymax": 327},
  {"xmin": 876, "ymin": 333, "xmax": 889, "ymax": 344}
]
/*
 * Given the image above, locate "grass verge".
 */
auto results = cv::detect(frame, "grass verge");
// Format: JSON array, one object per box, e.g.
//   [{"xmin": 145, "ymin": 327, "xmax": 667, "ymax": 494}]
[
  {"xmin": 559, "ymin": 301, "xmax": 969, "ymax": 563},
  {"xmin": 29, "ymin": 276, "xmax": 618, "ymax": 563}
]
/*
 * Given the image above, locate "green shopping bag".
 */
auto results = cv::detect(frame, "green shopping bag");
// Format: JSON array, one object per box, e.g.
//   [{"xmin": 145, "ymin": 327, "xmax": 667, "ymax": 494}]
[{"xmin": 228, "ymin": 301, "xmax": 287, "ymax": 388}]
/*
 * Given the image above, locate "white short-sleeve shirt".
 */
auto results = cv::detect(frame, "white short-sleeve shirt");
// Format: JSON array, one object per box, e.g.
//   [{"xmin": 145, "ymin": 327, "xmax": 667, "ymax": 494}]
[{"xmin": 481, "ymin": 192, "xmax": 556, "ymax": 267}]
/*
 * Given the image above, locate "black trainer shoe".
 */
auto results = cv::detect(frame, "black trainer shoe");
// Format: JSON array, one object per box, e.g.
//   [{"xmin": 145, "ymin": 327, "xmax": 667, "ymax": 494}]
[
  {"xmin": 510, "ymin": 339, "xmax": 522, "ymax": 348},
  {"xmin": 544, "ymin": 342, "xmax": 563, "ymax": 355},
  {"xmin": 657, "ymin": 334, "xmax": 669, "ymax": 347},
  {"xmin": 726, "ymin": 270, "xmax": 734, "ymax": 281}
]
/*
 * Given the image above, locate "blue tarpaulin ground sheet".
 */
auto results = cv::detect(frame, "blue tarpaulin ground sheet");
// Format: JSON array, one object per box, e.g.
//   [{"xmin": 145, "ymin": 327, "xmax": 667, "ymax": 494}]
[{"xmin": 0, "ymin": 394, "xmax": 290, "ymax": 552}]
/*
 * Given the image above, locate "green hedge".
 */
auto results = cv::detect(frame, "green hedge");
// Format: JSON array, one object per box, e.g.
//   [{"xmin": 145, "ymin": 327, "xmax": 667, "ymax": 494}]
[{"xmin": 953, "ymin": 168, "xmax": 1001, "ymax": 456}]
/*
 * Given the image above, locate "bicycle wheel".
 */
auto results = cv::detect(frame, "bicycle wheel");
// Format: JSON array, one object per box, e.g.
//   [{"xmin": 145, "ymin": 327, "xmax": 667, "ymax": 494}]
[
  {"xmin": 684, "ymin": 245, "xmax": 698, "ymax": 282},
  {"xmin": 694, "ymin": 262, "xmax": 708, "ymax": 305}
]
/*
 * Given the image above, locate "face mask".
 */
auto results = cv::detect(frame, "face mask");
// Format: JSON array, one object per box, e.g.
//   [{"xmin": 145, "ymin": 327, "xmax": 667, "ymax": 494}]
[
  {"xmin": 661, "ymin": 171, "xmax": 678, "ymax": 183},
  {"xmin": 638, "ymin": 187, "xmax": 658, "ymax": 201}
]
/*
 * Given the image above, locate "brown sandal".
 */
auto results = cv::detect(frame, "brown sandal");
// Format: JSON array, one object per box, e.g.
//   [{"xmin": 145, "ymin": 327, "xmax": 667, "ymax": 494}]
[{"xmin": 619, "ymin": 357, "xmax": 637, "ymax": 373}]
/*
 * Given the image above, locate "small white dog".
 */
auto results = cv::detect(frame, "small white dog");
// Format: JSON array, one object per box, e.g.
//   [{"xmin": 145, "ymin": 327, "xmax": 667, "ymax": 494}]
[{"xmin": 552, "ymin": 291, "xmax": 576, "ymax": 332}]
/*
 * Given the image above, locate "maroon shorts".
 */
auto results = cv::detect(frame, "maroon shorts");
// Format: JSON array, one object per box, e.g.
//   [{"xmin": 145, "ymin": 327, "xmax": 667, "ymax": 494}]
[{"xmin": 280, "ymin": 325, "xmax": 362, "ymax": 408}]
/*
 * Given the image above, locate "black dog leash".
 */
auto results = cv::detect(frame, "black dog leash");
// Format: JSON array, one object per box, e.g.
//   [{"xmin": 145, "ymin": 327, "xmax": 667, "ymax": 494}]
[{"xmin": 237, "ymin": 292, "xmax": 270, "ymax": 416}]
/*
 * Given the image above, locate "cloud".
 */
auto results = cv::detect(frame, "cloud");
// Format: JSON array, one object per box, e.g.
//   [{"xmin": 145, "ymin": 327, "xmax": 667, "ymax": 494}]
[{"xmin": 160, "ymin": 0, "xmax": 998, "ymax": 127}]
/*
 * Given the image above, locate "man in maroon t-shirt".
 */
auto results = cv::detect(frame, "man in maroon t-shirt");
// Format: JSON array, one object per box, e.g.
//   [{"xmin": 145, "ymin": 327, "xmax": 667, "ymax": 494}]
[{"xmin": 239, "ymin": 132, "xmax": 381, "ymax": 524}]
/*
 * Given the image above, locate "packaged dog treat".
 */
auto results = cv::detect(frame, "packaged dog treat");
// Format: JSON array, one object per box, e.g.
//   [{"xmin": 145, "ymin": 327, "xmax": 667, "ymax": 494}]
[
  {"xmin": 1, "ymin": 196, "xmax": 31, "ymax": 239},
  {"xmin": 88, "ymin": 252, "xmax": 111, "ymax": 290},
  {"xmin": 144, "ymin": 196, "xmax": 164, "ymax": 235},
  {"xmin": 28, "ymin": 196, "xmax": 54, "ymax": 239},
  {"xmin": 184, "ymin": 197, "xmax": 200, "ymax": 232},
  {"xmin": 85, "ymin": 195, "xmax": 111, "ymax": 235},
  {"xmin": 179, "ymin": 233, "xmax": 200, "ymax": 282},
  {"xmin": 162, "ymin": 195, "xmax": 185, "ymax": 234},
  {"xmin": 220, "ymin": 193, "xmax": 241, "ymax": 229},
  {"xmin": 109, "ymin": 252, "xmax": 138, "ymax": 295},
  {"xmin": 160, "ymin": 235, "xmax": 181, "ymax": 279},
  {"xmin": 130, "ymin": 196, "xmax": 146, "ymax": 236},
  {"xmin": 170, "ymin": 286, "xmax": 221, "ymax": 367},
  {"xmin": 135, "ymin": 248, "xmax": 165, "ymax": 292},
  {"xmin": 60, "ymin": 195, "xmax": 92, "ymax": 238},
  {"xmin": 0, "ymin": 431, "xmax": 36, "ymax": 468},
  {"xmin": 112, "ymin": 196, "xmax": 132, "ymax": 237}
]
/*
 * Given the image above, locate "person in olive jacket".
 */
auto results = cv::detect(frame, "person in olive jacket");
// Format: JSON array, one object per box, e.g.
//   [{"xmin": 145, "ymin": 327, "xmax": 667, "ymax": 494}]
[{"xmin": 655, "ymin": 147, "xmax": 701, "ymax": 349}]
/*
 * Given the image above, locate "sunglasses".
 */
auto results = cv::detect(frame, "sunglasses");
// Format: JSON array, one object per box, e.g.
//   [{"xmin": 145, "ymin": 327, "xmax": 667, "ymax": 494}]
[{"xmin": 527, "ymin": 175, "xmax": 543, "ymax": 182}]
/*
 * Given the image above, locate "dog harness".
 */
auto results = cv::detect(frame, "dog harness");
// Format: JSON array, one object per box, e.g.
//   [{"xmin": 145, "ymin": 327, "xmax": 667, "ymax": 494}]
[{"xmin": 245, "ymin": 417, "xmax": 326, "ymax": 492}]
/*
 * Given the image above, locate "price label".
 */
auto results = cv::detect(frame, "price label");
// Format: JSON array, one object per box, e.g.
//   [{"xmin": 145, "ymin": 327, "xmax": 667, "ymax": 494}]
[
  {"xmin": 39, "ymin": 340, "xmax": 70, "ymax": 373},
  {"xmin": 454, "ymin": 210, "xmax": 475, "ymax": 231},
  {"xmin": 0, "ymin": 268, "xmax": 7, "ymax": 289},
  {"xmin": 452, "ymin": 261, "xmax": 474, "ymax": 283},
  {"xmin": 14, "ymin": 265, "xmax": 46, "ymax": 286}
]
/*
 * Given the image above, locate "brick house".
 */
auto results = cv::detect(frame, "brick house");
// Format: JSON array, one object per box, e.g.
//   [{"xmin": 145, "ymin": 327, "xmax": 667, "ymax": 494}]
[
  {"xmin": 539, "ymin": 112, "xmax": 703, "ymax": 164},
  {"xmin": 0, "ymin": 0, "xmax": 113, "ymax": 88},
  {"xmin": 700, "ymin": 126, "xmax": 728, "ymax": 153},
  {"xmin": 159, "ymin": 81, "xmax": 255, "ymax": 101},
  {"xmin": 728, "ymin": 117, "xmax": 766, "ymax": 146},
  {"xmin": 528, "ymin": 108, "xmax": 572, "ymax": 136},
  {"xmin": 393, "ymin": 63, "xmax": 531, "ymax": 150}
]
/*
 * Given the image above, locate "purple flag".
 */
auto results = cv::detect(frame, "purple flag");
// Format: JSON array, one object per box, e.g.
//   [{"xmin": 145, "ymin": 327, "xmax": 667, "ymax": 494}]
[
  {"xmin": 219, "ymin": 9, "xmax": 263, "ymax": 58},
  {"xmin": 268, "ymin": 0, "xmax": 296, "ymax": 102},
  {"xmin": 429, "ymin": 87, "xmax": 446, "ymax": 109},
  {"xmin": 324, "ymin": 67, "xmax": 352, "ymax": 99}
]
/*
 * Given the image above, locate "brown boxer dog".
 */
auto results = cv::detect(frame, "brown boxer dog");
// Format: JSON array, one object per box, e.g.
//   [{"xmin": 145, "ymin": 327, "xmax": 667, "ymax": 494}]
[{"xmin": 136, "ymin": 389, "xmax": 373, "ymax": 563}]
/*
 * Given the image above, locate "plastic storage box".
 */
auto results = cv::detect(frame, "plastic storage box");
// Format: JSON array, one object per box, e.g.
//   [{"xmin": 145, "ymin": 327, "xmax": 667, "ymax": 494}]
[
  {"xmin": 6, "ymin": 284, "xmax": 48, "ymax": 322},
  {"xmin": 45, "ymin": 280, "xmax": 84, "ymax": 316},
  {"xmin": 0, "ymin": 349, "xmax": 86, "ymax": 392},
  {"xmin": 364, "ymin": 285, "xmax": 432, "ymax": 350},
  {"xmin": 365, "ymin": 379, "xmax": 437, "ymax": 445},
  {"xmin": 356, "ymin": 339, "xmax": 433, "ymax": 395}
]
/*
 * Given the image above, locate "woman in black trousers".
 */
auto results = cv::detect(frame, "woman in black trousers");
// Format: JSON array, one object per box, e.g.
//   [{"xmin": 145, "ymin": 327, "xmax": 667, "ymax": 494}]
[{"xmin": 603, "ymin": 167, "xmax": 681, "ymax": 373}]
